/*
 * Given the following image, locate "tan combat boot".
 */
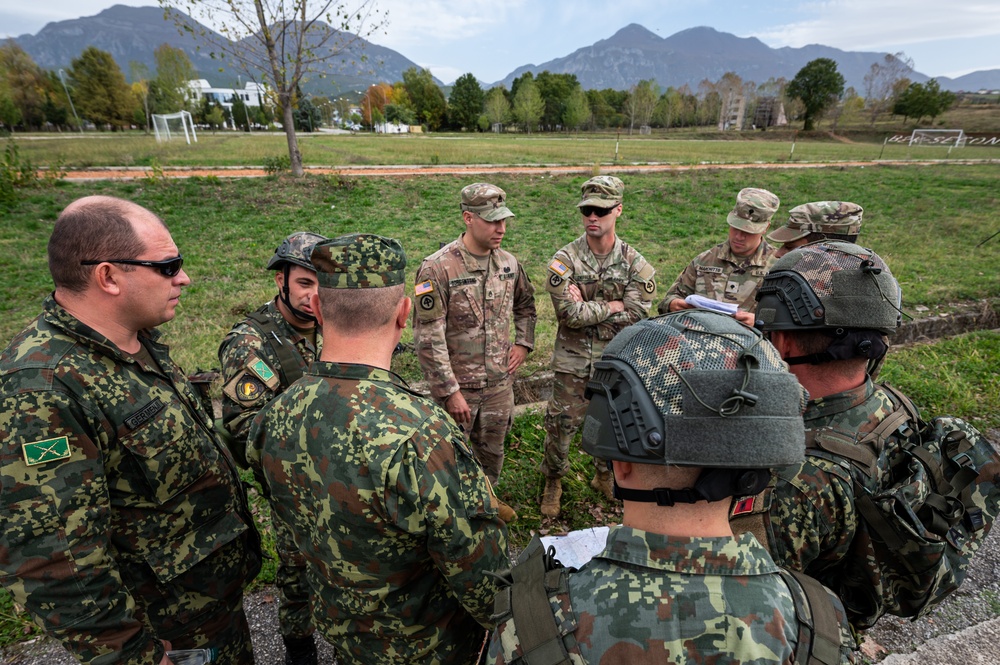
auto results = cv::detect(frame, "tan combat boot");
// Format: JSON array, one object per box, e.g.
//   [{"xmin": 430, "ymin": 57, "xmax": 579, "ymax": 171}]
[
  {"xmin": 496, "ymin": 499, "xmax": 519, "ymax": 523},
  {"xmin": 590, "ymin": 468, "xmax": 615, "ymax": 501},
  {"xmin": 540, "ymin": 477, "xmax": 563, "ymax": 517}
]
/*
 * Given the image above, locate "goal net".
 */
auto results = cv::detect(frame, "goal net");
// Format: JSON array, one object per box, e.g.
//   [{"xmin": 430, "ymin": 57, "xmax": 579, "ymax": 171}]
[
  {"xmin": 908, "ymin": 128, "xmax": 966, "ymax": 148},
  {"xmin": 152, "ymin": 111, "xmax": 198, "ymax": 144}
]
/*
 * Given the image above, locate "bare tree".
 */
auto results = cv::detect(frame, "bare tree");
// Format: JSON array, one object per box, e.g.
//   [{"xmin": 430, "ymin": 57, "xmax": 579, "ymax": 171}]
[
  {"xmin": 863, "ymin": 52, "xmax": 914, "ymax": 127},
  {"xmin": 161, "ymin": 0, "xmax": 387, "ymax": 176}
]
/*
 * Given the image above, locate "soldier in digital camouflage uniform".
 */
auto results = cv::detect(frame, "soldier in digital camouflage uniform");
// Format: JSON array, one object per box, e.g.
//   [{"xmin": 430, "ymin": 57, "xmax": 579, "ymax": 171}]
[
  {"xmin": 219, "ymin": 231, "xmax": 326, "ymax": 665},
  {"xmin": 658, "ymin": 187, "xmax": 780, "ymax": 327},
  {"xmin": 413, "ymin": 183, "xmax": 536, "ymax": 522},
  {"xmin": 768, "ymin": 201, "xmax": 864, "ymax": 258},
  {"xmin": 249, "ymin": 233, "xmax": 509, "ymax": 665},
  {"xmin": 489, "ymin": 311, "xmax": 857, "ymax": 664},
  {"xmin": 0, "ymin": 196, "xmax": 260, "ymax": 665},
  {"xmin": 539, "ymin": 175, "xmax": 655, "ymax": 516},
  {"xmin": 731, "ymin": 241, "xmax": 905, "ymax": 628}
]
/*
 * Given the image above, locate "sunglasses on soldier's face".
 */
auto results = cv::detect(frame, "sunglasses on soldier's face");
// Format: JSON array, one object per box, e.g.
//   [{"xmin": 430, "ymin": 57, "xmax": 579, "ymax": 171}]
[
  {"xmin": 579, "ymin": 206, "xmax": 616, "ymax": 218},
  {"xmin": 80, "ymin": 255, "xmax": 184, "ymax": 277}
]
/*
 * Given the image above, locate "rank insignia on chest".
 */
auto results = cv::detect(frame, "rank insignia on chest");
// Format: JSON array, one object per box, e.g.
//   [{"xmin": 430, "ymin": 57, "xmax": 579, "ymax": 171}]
[
  {"xmin": 415, "ymin": 280, "xmax": 434, "ymax": 295},
  {"xmin": 22, "ymin": 436, "xmax": 72, "ymax": 466},
  {"xmin": 250, "ymin": 357, "xmax": 276, "ymax": 383},
  {"xmin": 548, "ymin": 259, "xmax": 569, "ymax": 276}
]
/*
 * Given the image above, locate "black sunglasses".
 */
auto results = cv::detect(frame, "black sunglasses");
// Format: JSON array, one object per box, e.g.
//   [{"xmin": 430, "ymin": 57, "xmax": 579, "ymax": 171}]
[
  {"xmin": 579, "ymin": 205, "xmax": 617, "ymax": 218},
  {"xmin": 80, "ymin": 255, "xmax": 184, "ymax": 277}
]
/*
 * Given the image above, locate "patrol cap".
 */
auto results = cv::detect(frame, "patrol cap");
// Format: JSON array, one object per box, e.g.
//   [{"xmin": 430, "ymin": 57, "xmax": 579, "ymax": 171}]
[
  {"xmin": 460, "ymin": 183, "xmax": 514, "ymax": 222},
  {"xmin": 266, "ymin": 231, "xmax": 328, "ymax": 271},
  {"xmin": 310, "ymin": 233, "xmax": 406, "ymax": 289},
  {"xmin": 577, "ymin": 175, "xmax": 625, "ymax": 208},
  {"xmin": 768, "ymin": 201, "xmax": 864, "ymax": 243},
  {"xmin": 581, "ymin": 310, "xmax": 806, "ymax": 469},
  {"xmin": 727, "ymin": 187, "xmax": 780, "ymax": 234}
]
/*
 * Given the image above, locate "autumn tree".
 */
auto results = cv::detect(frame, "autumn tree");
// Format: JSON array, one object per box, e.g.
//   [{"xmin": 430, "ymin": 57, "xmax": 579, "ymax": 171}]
[
  {"xmin": 68, "ymin": 47, "xmax": 136, "ymax": 130},
  {"xmin": 863, "ymin": 52, "xmax": 914, "ymax": 126},
  {"xmin": 448, "ymin": 72, "xmax": 484, "ymax": 131},
  {"xmin": 151, "ymin": 43, "xmax": 196, "ymax": 113},
  {"xmin": 0, "ymin": 41, "xmax": 49, "ymax": 129},
  {"xmin": 787, "ymin": 58, "xmax": 845, "ymax": 131},
  {"xmin": 162, "ymin": 0, "xmax": 387, "ymax": 176}
]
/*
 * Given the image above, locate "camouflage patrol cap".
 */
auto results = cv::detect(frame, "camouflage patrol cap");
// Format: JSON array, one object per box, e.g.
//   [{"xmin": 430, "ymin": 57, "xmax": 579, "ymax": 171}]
[
  {"xmin": 727, "ymin": 187, "xmax": 780, "ymax": 234},
  {"xmin": 266, "ymin": 231, "xmax": 328, "ymax": 271},
  {"xmin": 756, "ymin": 241, "xmax": 900, "ymax": 334},
  {"xmin": 577, "ymin": 175, "xmax": 625, "ymax": 208},
  {"xmin": 310, "ymin": 233, "xmax": 406, "ymax": 289},
  {"xmin": 460, "ymin": 183, "xmax": 514, "ymax": 222},
  {"xmin": 768, "ymin": 201, "xmax": 864, "ymax": 243},
  {"xmin": 581, "ymin": 310, "xmax": 806, "ymax": 469}
]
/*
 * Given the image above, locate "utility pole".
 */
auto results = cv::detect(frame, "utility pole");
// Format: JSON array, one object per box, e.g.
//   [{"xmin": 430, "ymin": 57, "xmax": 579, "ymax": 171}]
[{"xmin": 58, "ymin": 69, "xmax": 83, "ymax": 133}]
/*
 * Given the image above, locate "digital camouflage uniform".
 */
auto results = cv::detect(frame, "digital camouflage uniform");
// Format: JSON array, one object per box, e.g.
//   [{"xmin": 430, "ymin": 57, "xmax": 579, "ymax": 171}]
[
  {"xmin": 541, "ymin": 235, "xmax": 655, "ymax": 479},
  {"xmin": 249, "ymin": 234, "xmax": 509, "ymax": 665},
  {"xmin": 414, "ymin": 233, "xmax": 536, "ymax": 485},
  {"xmin": 0, "ymin": 295, "xmax": 261, "ymax": 665},
  {"xmin": 488, "ymin": 527, "xmax": 856, "ymax": 664},
  {"xmin": 219, "ymin": 298, "xmax": 320, "ymax": 645}
]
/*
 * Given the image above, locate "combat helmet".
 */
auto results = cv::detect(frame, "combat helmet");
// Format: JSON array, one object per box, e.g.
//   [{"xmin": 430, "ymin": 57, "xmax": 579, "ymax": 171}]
[
  {"xmin": 268, "ymin": 231, "xmax": 328, "ymax": 323},
  {"xmin": 581, "ymin": 310, "xmax": 806, "ymax": 504}
]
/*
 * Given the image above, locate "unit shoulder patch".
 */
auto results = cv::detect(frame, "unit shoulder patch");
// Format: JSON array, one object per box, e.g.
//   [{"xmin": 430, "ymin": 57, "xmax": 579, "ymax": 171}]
[{"xmin": 22, "ymin": 436, "xmax": 72, "ymax": 466}]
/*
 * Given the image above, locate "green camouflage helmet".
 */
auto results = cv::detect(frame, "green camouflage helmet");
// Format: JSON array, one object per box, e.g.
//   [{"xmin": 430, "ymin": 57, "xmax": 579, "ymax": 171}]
[
  {"xmin": 577, "ymin": 175, "xmax": 625, "ymax": 208},
  {"xmin": 767, "ymin": 201, "xmax": 864, "ymax": 243},
  {"xmin": 266, "ymin": 231, "xmax": 328, "ymax": 271},
  {"xmin": 310, "ymin": 233, "xmax": 406, "ymax": 289},
  {"xmin": 581, "ymin": 310, "xmax": 806, "ymax": 470},
  {"xmin": 755, "ymin": 241, "xmax": 900, "ymax": 334}
]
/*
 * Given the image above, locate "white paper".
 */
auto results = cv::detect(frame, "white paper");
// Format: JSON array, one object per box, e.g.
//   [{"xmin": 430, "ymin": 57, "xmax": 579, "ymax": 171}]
[
  {"xmin": 539, "ymin": 526, "xmax": 610, "ymax": 569},
  {"xmin": 685, "ymin": 294, "xmax": 739, "ymax": 315}
]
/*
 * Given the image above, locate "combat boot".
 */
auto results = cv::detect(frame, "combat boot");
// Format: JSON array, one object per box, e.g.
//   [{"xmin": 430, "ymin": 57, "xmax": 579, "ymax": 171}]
[
  {"xmin": 590, "ymin": 468, "xmax": 615, "ymax": 501},
  {"xmin": 540, "ymin": 477, "xmax": 562, "ymax": 517},
  {"xmin": 496, "ymin": 499, "xmax": 519, "ymax": 523},
  {"xmin": 283, "ymin": 635, "xmax": 318, "ymax": 665}
]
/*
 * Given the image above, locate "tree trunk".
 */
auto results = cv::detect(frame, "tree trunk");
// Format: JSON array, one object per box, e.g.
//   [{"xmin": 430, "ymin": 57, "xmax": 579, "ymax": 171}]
[{"xmin": 282, "ymin": 103, "xmax": 304, "ymax": 177}]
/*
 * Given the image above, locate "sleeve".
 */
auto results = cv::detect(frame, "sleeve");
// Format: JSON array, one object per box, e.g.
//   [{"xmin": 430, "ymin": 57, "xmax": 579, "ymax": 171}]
[
  {"xmin": 512, "ymin": 262, "xmax": 537, "ymax": 351},
  {"xmin": 545, "ymin": 254, "xmax": 614, "ymax": 329},
  {"xmin": 657, "ymin": 260, "xmax": 697, "ymax": 315},
  {"xmin": 616, "ymin": 253, "xmax": 655, "ymax": 327},
  {"xmin": 0, "ymin": 389, "xmax": 163, "ymax": 665},
  {"xmin": 413, "ymin": 262, "xmax": 460, "ymax": 400},
  {"xmin": 218, "ymin": 327, "xmax": 281, "ymax": 467}
]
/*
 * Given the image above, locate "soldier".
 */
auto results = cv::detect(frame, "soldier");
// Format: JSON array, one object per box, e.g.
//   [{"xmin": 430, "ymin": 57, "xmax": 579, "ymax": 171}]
[
  {"xmin": 539, "ymin": 175, "xmax": 655, "ymax": 516},
  {"xmin": 413, "ymin": 183, "xmax": 536, "ymax": 522},
  {"xmin": 218, "ymin": 231, "xmax": 326, "ymax": 665},
  {"xmin": 657, "ymin": 187, "xmax": 780, "ymax": 326},
  {"xmin": 767, "ymin": 201, "xmax": 864, "ymax": 257},
  {"xmin": 249, "ymin": 233, "xmax": 509, "ymax": 665},
  {"xmin": 489, "ymin": 311, "xmax": 857, "ymax": 664},
  {"xmin": 0, "ymin": 196, "xmax": 260, "ymax": 665}
]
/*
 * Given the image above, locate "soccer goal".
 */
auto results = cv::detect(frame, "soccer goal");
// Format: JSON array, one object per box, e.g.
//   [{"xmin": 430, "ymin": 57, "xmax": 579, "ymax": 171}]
[
  {"xmin": 908, "ymin": 128, "xmax": 966, "ymax": 148},
  {"xmin": 152, "ymin": 111, "xmax": 198, "ymax": 144}
]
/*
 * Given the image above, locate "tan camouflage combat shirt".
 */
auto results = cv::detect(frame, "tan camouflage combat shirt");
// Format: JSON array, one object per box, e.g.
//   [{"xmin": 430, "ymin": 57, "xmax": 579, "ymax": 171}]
[
  {"xmin": 545, "ymin": 235, "xmax": 655, "ymax": 376},
  {"xmin": 414, "ymin": 235, "xmax": 537, "ymax": 399},
  {"xmin": 658, "ymin": 240, "xmax": 777, "ymax": 314}
]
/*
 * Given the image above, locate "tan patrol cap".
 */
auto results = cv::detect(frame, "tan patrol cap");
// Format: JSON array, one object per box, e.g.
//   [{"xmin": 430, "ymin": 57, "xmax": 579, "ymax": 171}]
[
  {"xmin": 460, "ymin": 183, "xmax": 515, "ymax": 222},
  {"xmin": 727, "ymin": 188, "xmax": 780, "ymax": 234},
  {"xmin": 767, "ymin": 201, "xmax": 864, "ymax": 243}
]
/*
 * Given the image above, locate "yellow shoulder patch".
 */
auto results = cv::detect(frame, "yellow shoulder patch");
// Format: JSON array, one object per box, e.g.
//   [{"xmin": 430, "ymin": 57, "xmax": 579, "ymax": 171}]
[{"xmin": 548, "ymin": 259, "xmax": 570, "ymax": 276}]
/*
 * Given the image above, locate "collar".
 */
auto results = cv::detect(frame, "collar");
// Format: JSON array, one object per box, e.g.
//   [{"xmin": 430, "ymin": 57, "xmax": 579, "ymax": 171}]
[
  {"xmin": 805, "ymin": 378, "xmax": 874, "ymax": 422},
  {"xmin": 720, "ymin": 240, "xmax": 773, "ymax": 268},
  {"xmin": 43, "ymin": 293, "xmax": 163, "ymax": 361},
  {"xmin": 265, "ymin": 298, "xmax": 320, "ymax": 348},
  {"xmin": 574, "ymin": 234, "xmax": 623, "ymax": 273},
  {"xmin": 309, "ymin": 361, "xmax": 407, "ymax": 388}
]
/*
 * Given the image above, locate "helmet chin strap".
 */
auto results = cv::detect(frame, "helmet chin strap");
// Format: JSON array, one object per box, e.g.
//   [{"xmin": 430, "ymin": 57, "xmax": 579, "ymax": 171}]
[
  {"xmin": 279, "ymin": 264, "xmax": 317, "ymax": 324},
  {"xmin": 613, "ymin": 468, "xmax": 770, "ymax": 505}
]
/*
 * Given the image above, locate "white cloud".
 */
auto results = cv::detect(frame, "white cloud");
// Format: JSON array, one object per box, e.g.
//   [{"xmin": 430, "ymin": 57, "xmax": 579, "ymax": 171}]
[{"xmin": 374, "ymin": 0, "xmax": 531, "ymax": 49}]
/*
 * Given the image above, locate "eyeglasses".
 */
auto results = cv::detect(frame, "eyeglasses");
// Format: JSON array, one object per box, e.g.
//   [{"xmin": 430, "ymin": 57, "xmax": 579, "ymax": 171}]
[
  {"xmin": 579, "ymin": 206, "xmax": 617, "ymax": 218},
  {"xmin": 80, "ymin": 255, "xmax": 184, "ymax": 277}
]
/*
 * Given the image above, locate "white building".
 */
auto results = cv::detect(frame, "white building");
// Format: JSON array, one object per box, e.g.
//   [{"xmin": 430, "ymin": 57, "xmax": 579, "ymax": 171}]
[{"xmin": 186, "ymin": 80, "xmax": 267, "ymax": 111}]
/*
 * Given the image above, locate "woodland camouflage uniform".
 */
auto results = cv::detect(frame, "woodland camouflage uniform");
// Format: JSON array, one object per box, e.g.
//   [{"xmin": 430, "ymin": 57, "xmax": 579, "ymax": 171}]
[
  {"xmin": 0, "ymin": 295, "xmax": 260, "ymax": 665},
  {"xmin": 249, "ymin": 233, "xmax": 509, "ymax": 665}
]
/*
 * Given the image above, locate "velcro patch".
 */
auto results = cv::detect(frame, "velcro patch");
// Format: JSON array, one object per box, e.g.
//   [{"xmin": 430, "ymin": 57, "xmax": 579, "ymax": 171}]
[
  {"xmin": 449, "ymin": 277, "xmax": 477, "ymax": 288},
  {"xmin": 125, "ymin": 398, "xmax": 166, "ymax": 430},
  {"xmin": 247, "ymin": 355, "xmax": 279, "ymax": 390},
  {"xmin": 415, "ymin": 280, "xmax": 434, "ymax": 295},
  {"xmin": 22, "ymin": 436, "xmax": 72, "ymax": 466},
  {"xmin": 235, "ymin": 375, "xmax": 266, "ymax": 402},
  {"xmin": 731, "ymin": 495, "xmax": 756, "ymax": 516},
  {"xmin": 697, "ymin": 266, "xmax": 724, "ymax": 275},
  {"xmin": 548, "ymin": 259, "xmax": 569, "ymax": 276}
]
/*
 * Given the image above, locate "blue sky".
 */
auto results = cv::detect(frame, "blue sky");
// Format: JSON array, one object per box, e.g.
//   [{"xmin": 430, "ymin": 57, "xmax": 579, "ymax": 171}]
[{"xmin": 3, "ymin": 0, "xmax": 999, "ymax": 84}]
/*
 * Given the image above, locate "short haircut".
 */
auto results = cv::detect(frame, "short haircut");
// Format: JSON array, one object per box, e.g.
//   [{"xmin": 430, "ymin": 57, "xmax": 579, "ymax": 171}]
[
  {"xmin": 630, "ymin": 463, "xmax": 702, "ymax": 490},
  {"xmin": 48, "ymin": 197, "xmax": 162, "ymax": 293},
  {"xmin": 318, "ymin": 284, "xmax": 404, "ymax": 335},
  {"xmin": 792, "ymin": 329, "xmax": 867, "ymax": 379}
]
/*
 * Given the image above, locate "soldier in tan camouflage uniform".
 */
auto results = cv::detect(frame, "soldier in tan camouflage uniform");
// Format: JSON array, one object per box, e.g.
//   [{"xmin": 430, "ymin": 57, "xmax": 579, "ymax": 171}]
[
  {"xmin": 539, "ymin": 176, "xmax": 655, "ymax": 516},
  {"xmin": 249, "ymin": 234, "xmax": 508, "ymax": 665},
  {"xmin": 0, "ymin": 196, "xmax": 260, "ymax": 665},
  {"xmin": 219, "ymin": 231, "xmax": 326, "ymax": 665},
  {"xmin": 413, "ymin": 183, "xmax": 537, "ymax": 522},
  {"xmin": 658, "ymin": 187, "xmax": 779, "ymax": 326},
  {"xmin": 768, "ymin": 201, "xmax": 864, "ymax": 258}
]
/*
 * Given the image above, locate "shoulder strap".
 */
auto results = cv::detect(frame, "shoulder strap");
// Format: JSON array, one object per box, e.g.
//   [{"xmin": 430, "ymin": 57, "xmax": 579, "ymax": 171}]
[
  {"xmin": 507, "ymin": 538, "xmax": 574, "ymax": 665},
  {"xmin": 246, "ymin": 308, "xmax": 305, "ymax": 387},
  {"xmin": 779, "ymin": 568, "xmax": 847, "ymax": 665}
]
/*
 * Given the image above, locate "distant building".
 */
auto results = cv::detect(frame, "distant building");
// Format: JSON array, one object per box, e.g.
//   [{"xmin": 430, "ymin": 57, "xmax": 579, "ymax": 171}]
[{"xmin": 186, "ymin": 80, "xmax": 266, "ymax": 110}]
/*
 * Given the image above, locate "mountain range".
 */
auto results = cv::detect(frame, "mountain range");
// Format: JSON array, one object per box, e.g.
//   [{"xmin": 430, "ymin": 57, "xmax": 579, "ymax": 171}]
[{"xmin": 11, "ymin": 5, "xmax": 1000, "ymax": 95}]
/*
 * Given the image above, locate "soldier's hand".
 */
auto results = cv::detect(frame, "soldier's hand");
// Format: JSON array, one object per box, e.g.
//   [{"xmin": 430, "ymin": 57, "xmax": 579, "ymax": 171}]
[
  {"xmin": 734, "ymin": 310, "xmax": 755, "ymax": 326},
  {"xmin": 159, "ymin": 640, "xmax": 173, "ymax": 665},
  {"xmin": 508, "ymin": 345, "xmax": 529, "ymax": 374},
  {"xmin": 567, "ymin": 283, "xmax": 584, "ymax": 302},
  {"xmin": 607, "ymin": 300, "xmax": 626, "ymax": 315},
  {"xmin": 445, "ymin": 390, "xmax": 472, "ymax": 426},
  {"xmin": 668, "ymin": 298, "xmax": 694, "ymax": 312}
]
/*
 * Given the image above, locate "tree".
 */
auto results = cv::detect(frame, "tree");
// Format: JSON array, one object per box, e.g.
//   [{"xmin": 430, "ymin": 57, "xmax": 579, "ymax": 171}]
[
  {"xmin": 359, "ymin": 82, "xmax": 391, "ymax": 128},
  {"xmin": 162, "ymin": 0, "xmax": 387, "ymax": 177},
  {"xmin": 483, "ymin": 86, "xmax": 511, "ymax": 131},
  {"xmin": 68, "ymin": 46, "xmax": 136, "ymax": 130},
  {"xmin": 130, "ymin": 62, "xmax": 152, "ymax": 132},
  {"xmin": 512, "ymin": 75, "xmax": 544, "ymax": 133},
  {"xmin": 787, "ymin": 58, "xmax": 845, "ymax": 131},
  {"xmin": 151, "ymin": 43, "xmax": 195, "ymax": 113},
  {"xmin": 893, "ymin": 79, "xmax": 956, "ymax": 124},
  {"xmin": 402, "ymin": 67, "xmax": 446, "ymax": 130},
  {"xmin": 0, "ymin": 41, "xmax": 49, "ymax": 129},
  {"xmin": 448, "ymin": 73, "xmax": 484, "ymax": 131},
  {"xmin": 624, "ymin": 79, "xmax": 657, "ymax": 134},
  {"xmin": 562, "ymin": 85, "xmax": 590, "ymax": 132},
  {"xmin": 863, "ymin": 52, "xmax": 914, "ymax": 126},
  {"xmin": 293, "ymin": 95, "xmax": 321, "ymax": 131},
  {"xmin": 534, "ymin": 71, "xmax": 578, "ymax": 130}
]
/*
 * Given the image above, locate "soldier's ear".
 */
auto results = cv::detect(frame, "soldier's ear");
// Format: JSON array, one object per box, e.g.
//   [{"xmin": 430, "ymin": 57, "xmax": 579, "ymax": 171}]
[
  {"xmin": 93, "ymin": 263, "xmax": 123, "ymax": 296},
  {"xmin": 311, "ymin": 293, "xmax": 324, "ymax": 327},
  {"xmin": 274, "ymin": 270, "xmax": 285, "ymax": 291},
  {"xmin": 397, "ymin": 296, "xmax": 412, "ymax": 330}
]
